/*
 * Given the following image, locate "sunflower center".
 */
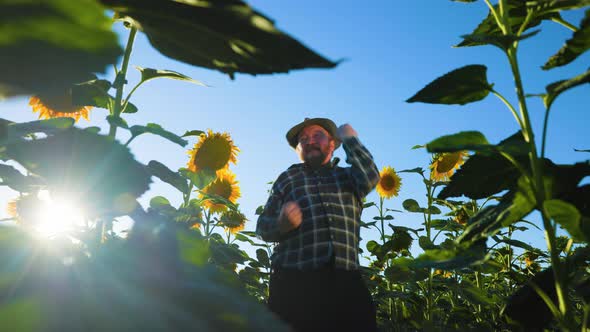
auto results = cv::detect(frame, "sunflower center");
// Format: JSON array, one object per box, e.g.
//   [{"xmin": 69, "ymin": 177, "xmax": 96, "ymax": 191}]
[
  {"xmin": 380, "ymin": 174, "xmax": 397, "ymax": 191},
  {"xmin": 436, "ymin": 152, "xmax": 461, "ymax": 173},
  {"xmin": 194, "ymin": 137, "xmax": 232, "ymax": 171},
  {"xmin": 207, "ymin": 180, "xmax": 232, "ymax": 199}
]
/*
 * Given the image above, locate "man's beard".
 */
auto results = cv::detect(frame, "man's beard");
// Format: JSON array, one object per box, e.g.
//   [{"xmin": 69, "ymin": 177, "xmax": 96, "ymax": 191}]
[{"xmin": 303, "ymin": 147, "xmax": 328, "ymax": 169}]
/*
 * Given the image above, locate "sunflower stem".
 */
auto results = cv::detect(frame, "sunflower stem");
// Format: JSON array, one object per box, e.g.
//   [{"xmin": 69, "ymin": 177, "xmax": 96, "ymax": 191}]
[
  {"xmin": 491, "ymin": 90, "xmax": 524, "ymax": 130},
  {"xmin": 540, "ymin": 105, "xmax": 552, "ymax": 159},
  {"xmin": 109, "ymin": 27, "xmax": 137, "ymax": 139},
  {"xmin": 506, "ymin": 43, "xmax": 573, "ymax": 326}
]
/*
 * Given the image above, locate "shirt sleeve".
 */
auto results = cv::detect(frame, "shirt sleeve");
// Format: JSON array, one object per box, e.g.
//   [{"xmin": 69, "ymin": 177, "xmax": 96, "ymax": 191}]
[
  {"xmin": 255, "ymin": 179, "xmax": 284, "ymax": 242},
  {"xmin": 342, "ymin": 136, "xmax": 380, "ymax": 198}
]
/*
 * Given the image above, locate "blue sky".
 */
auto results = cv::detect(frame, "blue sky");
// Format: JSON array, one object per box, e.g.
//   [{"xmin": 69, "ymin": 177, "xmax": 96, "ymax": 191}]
[{"xmin": 1, "ymin": 1, "xmax": 588, "ymax": 257}]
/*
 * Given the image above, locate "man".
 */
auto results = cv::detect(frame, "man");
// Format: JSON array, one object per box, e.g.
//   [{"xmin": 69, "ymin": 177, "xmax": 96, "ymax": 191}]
[{"xmin": 256, "ymin": 118, "xmax": 380, "ymax": 331}]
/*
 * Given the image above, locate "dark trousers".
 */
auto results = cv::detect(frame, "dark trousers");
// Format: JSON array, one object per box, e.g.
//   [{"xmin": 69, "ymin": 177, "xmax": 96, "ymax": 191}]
[{"xmin": 268, "ymin": 267, "xmax": 377, "ymax": 332}]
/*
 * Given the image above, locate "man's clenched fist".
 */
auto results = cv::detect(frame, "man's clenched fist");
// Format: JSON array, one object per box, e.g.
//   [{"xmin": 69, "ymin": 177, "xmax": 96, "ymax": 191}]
[{"xmin": 279, "ymin": 201, "xmax": 302, "ymax": 234}]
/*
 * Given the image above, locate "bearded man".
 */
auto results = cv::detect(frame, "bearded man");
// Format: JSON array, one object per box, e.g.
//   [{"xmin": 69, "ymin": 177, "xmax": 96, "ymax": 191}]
[{"xmin": 256, "ymin": 117, "xmax": 380, "ymax": 331}]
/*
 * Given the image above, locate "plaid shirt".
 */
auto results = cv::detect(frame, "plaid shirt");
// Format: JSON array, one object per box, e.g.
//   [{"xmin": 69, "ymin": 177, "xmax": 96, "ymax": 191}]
[{"xmin": 256, "ymin": 137, "xmax": 379, "ymax": 270}]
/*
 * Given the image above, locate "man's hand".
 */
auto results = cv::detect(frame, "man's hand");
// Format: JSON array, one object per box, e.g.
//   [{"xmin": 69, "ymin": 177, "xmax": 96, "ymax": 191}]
[
  {"xmin": 279, "ymin": 201, "xmax": 302, "ymax": 234},
  {"xmin": 337, "ymin": 123, "xmax": 358, "ymax": 140}
]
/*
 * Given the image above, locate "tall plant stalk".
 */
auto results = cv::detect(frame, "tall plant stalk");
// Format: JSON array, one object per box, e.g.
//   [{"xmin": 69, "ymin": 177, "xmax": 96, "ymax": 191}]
[{"xmin": 109, "ymin": 27, "xmax": 137, "ymax": 139}]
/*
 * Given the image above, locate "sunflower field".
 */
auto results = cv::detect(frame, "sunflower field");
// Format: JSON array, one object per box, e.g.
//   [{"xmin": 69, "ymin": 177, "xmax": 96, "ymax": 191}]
[{"xmin": 0, "ymin": 1, "xmax": 589, "ymax": 331}]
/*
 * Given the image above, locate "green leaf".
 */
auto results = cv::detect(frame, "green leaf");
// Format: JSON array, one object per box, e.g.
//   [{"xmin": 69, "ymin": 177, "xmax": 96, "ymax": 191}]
[
  {"xmin": 146, "ymin": 160, "xmax": 190, "ymax": 195},
  {"xmin": 255, "ymin": 248, "xmax": 270, "ymax": 268},
  {"xmin": 457, "ymin": 280, "xmax": 494, "ymax": 305},
  {"xmin": 459, "ymin": 30, "xmax": 540, "ymax": 50},
  {"xmin": 100, "ymin": 0, "xmax": 338, "ymax": 78},
  {"xmin": 136, "ymin": 66, "xmax": 207, "ymax": 86},
  {"xmin": 543, "ymin": 9, "xmax": 590, "ymax": 69},
  {"xmin": 0, "ymin": 0, "xmax": 122, "ymax": 97},
  {"xmin": 6, "ymin": 128, "xmax": 151, "ymax": 216},
  {"xmin": 9, "ymin": 118, "xmax": 75, "ymax": 138},
  {"xmin": 0, "ymin": 164, "xmax": 41, "ymax": 193},
  {"xmin": 177, "ymin": 230, "xmax": 210, "ymax": 266},
  {"xmin": 149, "ymin": 196, "xmax": 171, "ymax": 209},
  {"xmin": 182, "ymin": 130, "xmax": 205, "ymax": 138},
  {"xmin": 526, "ymin": 0, "xmax": 590, "ymax": 14},
  {"xmin": 84, "ymin": 126, "xmax": 102, "ymax": 134},
  {"xmin": 543, "ymin": 69, "xmax": 590, "ymax": 109},
  {"xmin": 426, "ymin": 131, "xmax": 490, "ymax": 152},
  {"xmin": 458, "ymin": 177, "xmax": 536, "ymax": 243},
  {"xmin": 544, "ymin": 199, "xmax": 584, "ymax": 241},
  {"xmin": 129, "ymin": 123, "xmax": 188, "ymax": 147},
  {"xmin": 455, "ymin": 0, "xmax": 561, "ymax": 48},
  {"xmin": 396, "ymin": 239, "xmax": 487, "ymax": 270},
  {"xmin": 398, "ymin": 167, "xmax": 424, "ymax": 174},
  {"xmin": 419, "ymin": 236, "xmax": 439, "ymax": 250},
  {"xmin": 402, "ymin": 199, "xmax": 440, "ymax": 214},
  {"xmin": 0, "ymin": 298, "xmax": 43, "ymax": 332},
  {"xmin": 439, "ymin": 132, "xmax": 527, "ymax": 199},
  {"xmin": 106, "ymin": 115, "xmax": 129, "ymax": 129},
  {"xmin": 406, "ymin": 65, "xmax": 492, "ymax": 105},
  {"xmin": 402, "ymin": 199, "xmax": 422, "ymax": 213},
  {"xmin": 493, "ymin": 236, "xmax": 545, "ymax": 255},
  {"xmin": 179, "ymin": 168, "xmax": 217, "ymax": 189},
  {"xmin": 71, "ymin": 79, "xmax": 139, "ymax": 114}
]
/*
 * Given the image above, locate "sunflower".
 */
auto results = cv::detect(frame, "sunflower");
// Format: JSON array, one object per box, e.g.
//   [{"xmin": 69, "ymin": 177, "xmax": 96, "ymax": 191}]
[
  {"xmin": 429, "ymin": 151, "xmax": 468, "ymax": 182},
  {"xmin": 376, "ymin": 166, "xmax": 402, "ymax": 199},
  {"xmin": 199, "ymin": 170, "xmax": 241, "ymax": 213},
  {"xmin": 187, "ymin": 130, "xmax": 239, "ymax": 173},
  {"xmin": 219, "ymin": 209, "xmax": 248, "ymax": 234},
  {"xmin": 29, "ymin": 91, "xmax": 92, "ymax": 123},
  {"xmin": 454, "ymin": 208, "xmax": 469, "ymax": 225}
]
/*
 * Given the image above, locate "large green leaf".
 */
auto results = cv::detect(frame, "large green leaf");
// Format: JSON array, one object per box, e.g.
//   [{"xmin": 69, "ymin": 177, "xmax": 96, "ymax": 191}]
[
  {"xmin": 455, "ymin": 0, "xmax": 562, "ymax": 48},
  {"xmin": 5, "ymin": 128, "xmax": 151, "ymax": 216},
  {"xmin": 395, "ymin": 239, "xmax": 487, "ymax": 270},
  {"xmin": 543, "ymin": 69, "xmax": 590, "ymax": 108},
  {"xmin": 544, "ymin": 199, "xmax": 585, "ymax": 241},
  {"xmin": 129, "ymin": 123, "xmax": 188, "ymax": 147},
  {"xmin": 146, "ymin": 160, "xmax": 190, "ymax": 195},
  {"xmin": 426, "ymin": 131, "xmax": 490, "ymax": 153},
  {"xmin": 438, "ymin": 132, "xmax": 527, "ymax": 199},
  {"xmin": 71, "ymin": 79, "xmax": 139, "ymax": 114},
  {"xmin": 0, "ymin": 0, "xmax": 122, "ymax": 97},
  {"xmin": 0, "ymin": 164, "xmax": 41, "ymax": 193},
  {"xmin": 458, "ymin": 176, "xmax": 537, "ymax": 243},
  {"xmin": 459, "ymin": 30, "xmax": 540, "ymax": 50},
  {"xmin": 99, "ymin": 0, "xmax": 338, "ymax": 79},
  {"xmin": 543, "ymin": 9, "xmax": 590, "ymax": 69},
  {"xmin": 136, "ymin": 66, "xmax": 207, "ymax": 86},
  {"xmin": 526, "ymin": 0, "xmax": 590, "ymax": 14},
  {"xmin": 406, "ymin": 65, "xmax": 492, "ymax": 105}
]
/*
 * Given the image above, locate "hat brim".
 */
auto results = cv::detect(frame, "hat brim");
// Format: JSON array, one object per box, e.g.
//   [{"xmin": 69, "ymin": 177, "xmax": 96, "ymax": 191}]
[{"xmin": 286, "ymin": 118, "xmax": 341, "ymax": 149}]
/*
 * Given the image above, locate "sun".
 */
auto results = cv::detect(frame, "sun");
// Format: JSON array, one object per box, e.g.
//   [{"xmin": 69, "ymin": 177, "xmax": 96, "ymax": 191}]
[{"xmin": 7, "ymin": 191, "xmax": 86, "ymax": 238}]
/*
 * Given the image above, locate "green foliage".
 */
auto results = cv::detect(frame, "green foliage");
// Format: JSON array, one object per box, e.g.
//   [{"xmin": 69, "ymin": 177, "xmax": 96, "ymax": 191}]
[
  {"xmin": 406, "ymin": 65, "xmax": 492, "ymax": 105},
  {"xmin": 6, "ymin": 128, "xmax": 151, "ymax": 216},
  {"xmin": 0, "ymin": 0, "xmax": 122, "ymax": 97},
  {"xmin": 99, "ymin": 0, "xmax": 338, "ymax": 79},
  {"xmin": 543, "ymin": 9, "xmax": 590, "ymax": 69}
]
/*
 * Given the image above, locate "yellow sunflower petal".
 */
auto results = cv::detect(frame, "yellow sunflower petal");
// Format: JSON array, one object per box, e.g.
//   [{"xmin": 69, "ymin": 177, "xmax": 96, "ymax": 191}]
[
  {"xmin": 429, "ymin": 151, "xmax": 468, "ymax": 181},
  {"xmin": 29, "ymin": 92, "xmax": 92, "ymax": 123},
  {"xmin": 376, "ymin": 166, "xmax": 402, "ymax": 199},
  {"xmin": 187, "ymin": 130, "xmax": 239, "ymax": 173},
  {"xmin": 199, "ymin": 170, "xmax": 241, "ymax": 213}
]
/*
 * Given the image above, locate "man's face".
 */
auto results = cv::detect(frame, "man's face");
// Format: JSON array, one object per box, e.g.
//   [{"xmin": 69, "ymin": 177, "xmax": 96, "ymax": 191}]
[{"xmin": 296, "ymin": 125, "xmax": 336, "ymax": 168}]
